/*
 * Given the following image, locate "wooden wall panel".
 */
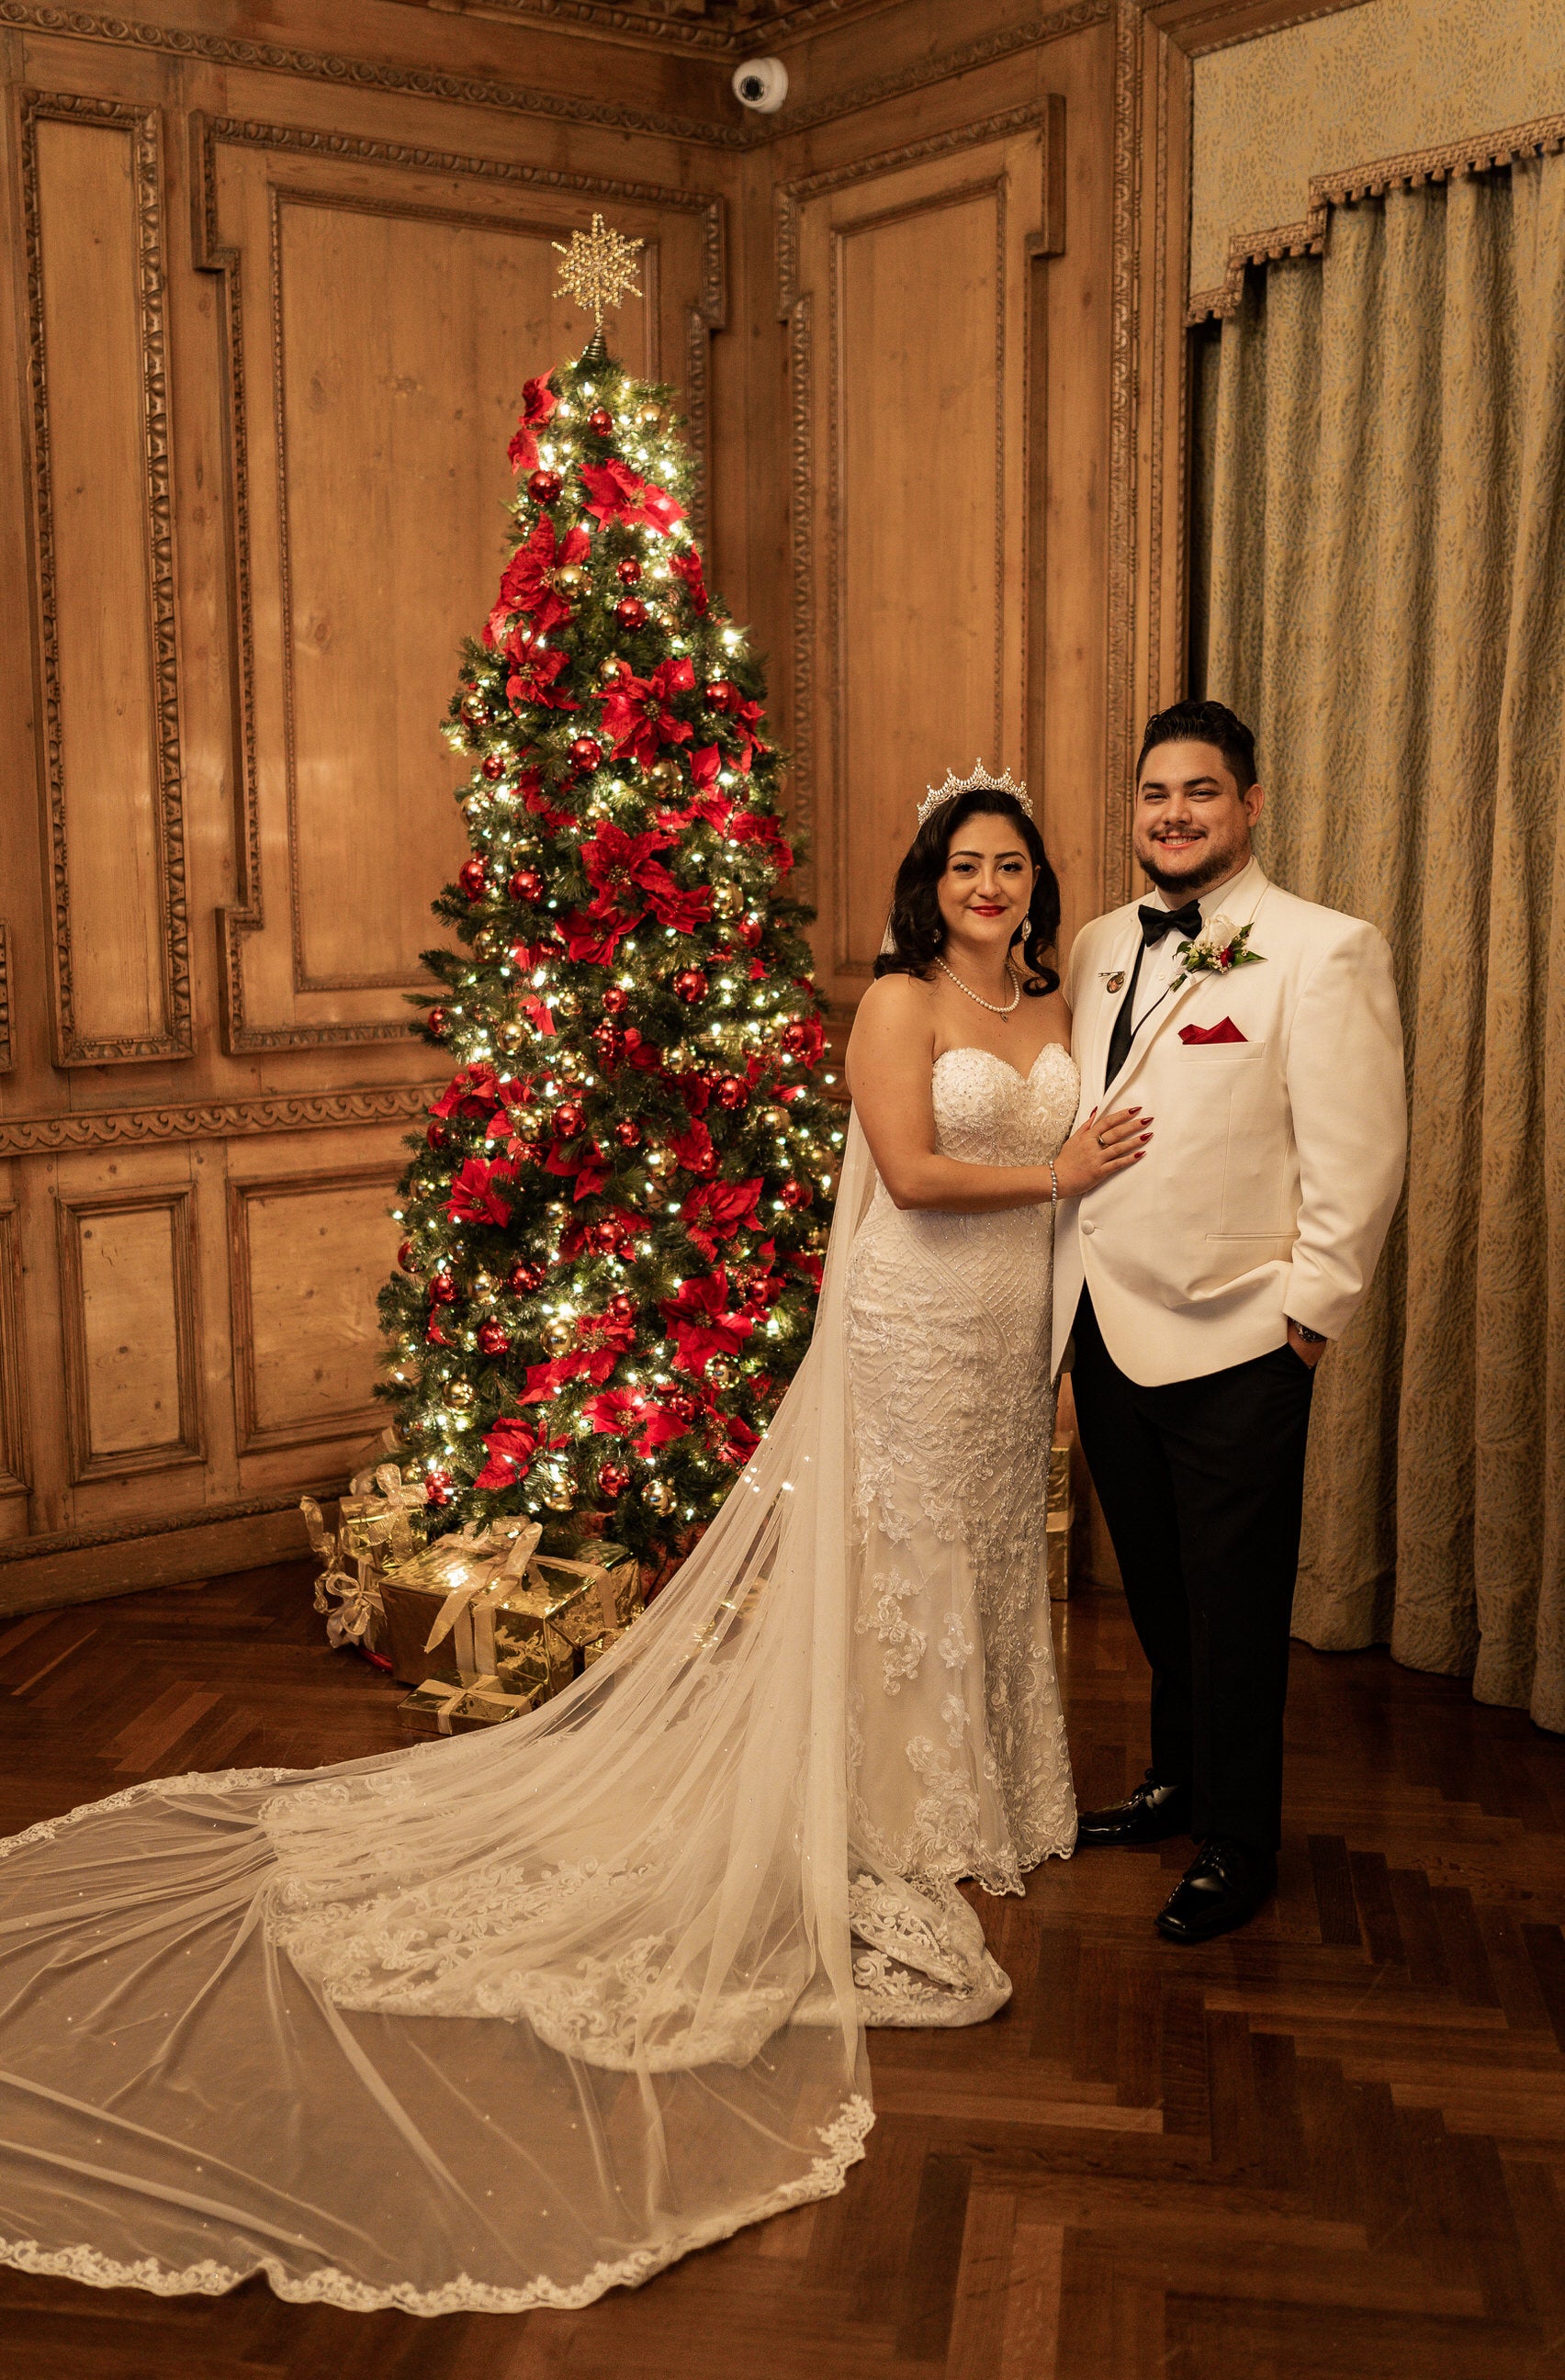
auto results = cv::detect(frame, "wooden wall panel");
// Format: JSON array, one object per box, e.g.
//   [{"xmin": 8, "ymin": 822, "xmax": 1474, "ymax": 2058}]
[
  {"xmin": 781, "ymin": 113, "xmax": 1059, "ymax": 1016},
  {"xmin": 228, "ymin": 1167, "xmax": 401, "ymax": 1455},
  {"xmin": 196, "ymin": 116, "xmax": 725, "ymax": 1053},
  {"xmin": 19, "ymin": 93, "xmax": 189, "ymax": 1067},
  {"xmin": 0, "ymin": 1206, "xmax": 28, "ymax": 1500},
  {"xmin": 56, "ymin": 1187, "xmax": 202, "ymax": 1481}
]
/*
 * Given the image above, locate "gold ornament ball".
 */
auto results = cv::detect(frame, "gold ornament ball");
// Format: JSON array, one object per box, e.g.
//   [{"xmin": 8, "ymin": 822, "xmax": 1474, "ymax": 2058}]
[
  {"xmin": 545, "ymin": 1475, "xmax": 576, "ymax": 1512},
  {"xmin": 540, "ymin": 1317, "xmax": 576, "ymax": 1356},
  {"xmin": 556, "ymin": 564, "xmax": 586, "ymax": 596},
  {"xmin": 669, "ymin": 1042, "xmax": 696, "ymax": 1072},
  {"xmin": 646, "ymin": 1146, "xmax": 676, "ymax": 1179},
  {"xmin": 761, "ymin": 1105, "xmax": 787, "ymax": 1131},
  {"xmin": 511, "ymin": 1106, "xmax": 544, "ymax": 1143},
  {"xmin": 705, "ymin": 1354, "xmax": 739, "ymax": 1391},
  {"xmin": 643, "ymin": 1476, "xmax": 676, "ymax": 1516},
  {"xmin": 446, "ymin": 1379, "xmax": 477, "ymax": 1410},
  {"xmin": 497, "ymin": 1019, "xmax": 525, "ymax": 1054},
  {"xmin": 545, "ymin": 1201, "xmax": 569, "ymax": 1228},
  {"xmin": 646, "ymin": 758, "xmax": 681, "ymax": 797},
  {"xmin": 473, "ymin": 926, "xmax": 500, "ymax": 960},
  {"xmin": 555, "ymin": 992, "xmax": 580, "ymax": 1021},
  {"xmin": 464, "ymin": 793, "xmax": 490, "ymax": 822},
  {"xmin": 471, "ymin": 1272, "xmax": 498, "ymax": 1302},
  {"xmin": 713, "ymin": 881, "xmax": 744, "ymax": 920}
]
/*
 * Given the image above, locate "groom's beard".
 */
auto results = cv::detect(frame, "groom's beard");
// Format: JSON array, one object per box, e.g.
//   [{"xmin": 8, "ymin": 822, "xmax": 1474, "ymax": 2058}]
[{"xmin": 1138, "ymin": 832, "xmax": 1250, "ymax": 897}]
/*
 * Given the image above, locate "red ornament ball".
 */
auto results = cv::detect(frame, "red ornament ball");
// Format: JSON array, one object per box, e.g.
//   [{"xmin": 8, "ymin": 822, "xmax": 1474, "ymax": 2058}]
[
  {"xmin": 737, "ymin": 917, "xmax": 762, "ymax": 949},
  {"xmin": 780, "ymin": 1177, "xmax": 813, "ymax": 1211},
  {"xmin": 428, "ymin": 1272, "xmax": 456, "ymax": 1307},
  {"xmin": 715, "ymin": 1074, "xmax": 749, "ymax": 1113},
  {"xmin": 477, "ymin": 1319, "xmax": 512, "ymax": 1356},
  {"xmin": 508, "ymin": 867, "xmax": 544, "ymax": 904},
  {"xmin": 507, "ymin": 1260, "xmax": 546, "ymax": 1294},
  {"xmin": 397, "ymin": 1238, "xmax": 418, "ymax": 1273},
  {"xmin": 614, "ymin": 597, "xmax": 648, "ymax": 633},
  {"xmin": 615, "ymin": 556, "xmax": 642, "ymax": 588},
  {"xmin": 426, "ymin": 1007, "xmax": 448, "ymax": 1038},
  {"xmin": 425, "ymin": 1120, "xmax": 448, "ymax": 1151},
  {"xmin": 606, "ymin": 1293, "xmax": 636, "ymax": 1326},
  {"xmin": 553, "ymin": 1100, "xmax": 586, "ymax": 1139},
  {"xmin": 457, "ymin": 859, "xmax": 488, "ymax": 900},
  {"xmin": 779, "ymin": 1019, "xmax": 813, "ymax": 1060},
  {"xmin": 527, "ymin": 468, "xmax": 562, "ymax": 503},
  {"xmin": 597, "ymin": 1460, "xmax": 630, "ymax": 1499},
  {"xmin": 612, "ymin": 1116, "xmax": 642, "ymax": 1150},
  {"xmin": 479, "ymin": 753, "xmax": 505, "ymax": 782},
  {"xmin": 704, "ymin": 678, "xmax": 736, "ymax": 710},
  {"xmin": 601, "ymin": 984, "xmax": 629, "ymax": 1015},
  {"xmin": 588, "ymin": 407, "xmax": 614, "ymax": 435},
  {"xmin": 569, "ymin": 735, "xmax": 603, "ymax": 771},
  {"xmin": 658, "ymin": 1386, "xmax": 699, "ymax": 1426},
  {"xmin": 424, "ymin": 1467, "xmax": 455, "ymax": 1508},
  {"xmin": 672, "ymin": 967, "xmax": 708, "ymax": 1004}
]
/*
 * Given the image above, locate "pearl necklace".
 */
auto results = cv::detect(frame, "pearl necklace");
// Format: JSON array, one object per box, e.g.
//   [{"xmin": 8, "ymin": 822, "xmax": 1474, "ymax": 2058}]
[{"xmin": 934, "ymin": 957, "xmax": 1021, "ymax": 1016}]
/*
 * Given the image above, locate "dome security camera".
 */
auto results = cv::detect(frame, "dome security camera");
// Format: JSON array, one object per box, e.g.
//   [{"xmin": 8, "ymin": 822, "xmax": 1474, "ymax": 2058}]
[{"xmin": 732, "ymin": 57, "xmax": 789, "ymax": 113}]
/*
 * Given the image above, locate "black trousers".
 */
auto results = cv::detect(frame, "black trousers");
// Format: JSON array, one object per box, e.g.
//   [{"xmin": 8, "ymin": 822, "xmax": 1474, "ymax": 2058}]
[{"xmin": 1068, "ymin": 1293, "xmax": 1317, "ymax": 1853}]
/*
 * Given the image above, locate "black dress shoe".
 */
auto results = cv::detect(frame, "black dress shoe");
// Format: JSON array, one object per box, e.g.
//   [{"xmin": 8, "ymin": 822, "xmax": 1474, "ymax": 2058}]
[
  {"xmin": 1154, "ymin": 1837, "xmax": 1277, "ymax": 1943},
  {"xmin": 1075, "ymin": 1772, "xmax": 1192, "ymax": 1848}
]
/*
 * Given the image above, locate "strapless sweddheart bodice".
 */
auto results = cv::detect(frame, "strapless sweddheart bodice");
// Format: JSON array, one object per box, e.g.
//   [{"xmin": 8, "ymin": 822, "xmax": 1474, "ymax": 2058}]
[{"xmin": 929, "ymin": 1038, "xmax": 1081, "ymax": 1167}]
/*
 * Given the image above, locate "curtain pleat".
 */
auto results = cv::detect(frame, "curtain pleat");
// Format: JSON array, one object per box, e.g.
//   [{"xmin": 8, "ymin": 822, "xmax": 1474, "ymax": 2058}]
[{"xmin": 1200, "ymin": 158, "xmax": 1565, "ymax": 1731}]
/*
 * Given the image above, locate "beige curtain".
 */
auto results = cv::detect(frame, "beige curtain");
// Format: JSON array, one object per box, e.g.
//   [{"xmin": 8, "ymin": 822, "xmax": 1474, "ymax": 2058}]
[{"xmin": 1199, "ymin": 156, "xmax": 1565, "ymax": 1732}]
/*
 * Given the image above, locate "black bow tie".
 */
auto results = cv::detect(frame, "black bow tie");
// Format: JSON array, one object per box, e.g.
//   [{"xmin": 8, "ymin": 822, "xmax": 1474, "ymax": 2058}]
[{"xmin": 1138, "ymin": 898, "xmax": 1203, "ymax": 947}]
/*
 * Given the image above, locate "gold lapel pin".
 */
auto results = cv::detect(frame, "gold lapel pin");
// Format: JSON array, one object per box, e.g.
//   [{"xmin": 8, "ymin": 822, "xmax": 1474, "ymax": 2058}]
[{"xmin": 1106, "ymin": 971, "xmax": 1126, "ymax": 994}]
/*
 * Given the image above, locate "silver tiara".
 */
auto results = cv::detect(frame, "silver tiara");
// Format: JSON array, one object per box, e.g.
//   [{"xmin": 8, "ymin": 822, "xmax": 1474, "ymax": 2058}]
[{"xmin": 918, "ymin": 760, "xmax": 1032, "ymax": 825}]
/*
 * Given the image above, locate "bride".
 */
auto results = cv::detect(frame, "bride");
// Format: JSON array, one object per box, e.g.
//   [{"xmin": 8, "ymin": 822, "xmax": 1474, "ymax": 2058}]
[{"xmin": 0, "ymin": 768, "xmax": 1144, "ymax": 2315}]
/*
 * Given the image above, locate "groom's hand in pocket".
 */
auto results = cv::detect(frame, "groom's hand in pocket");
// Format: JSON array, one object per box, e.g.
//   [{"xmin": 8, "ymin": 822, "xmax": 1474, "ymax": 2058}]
[{"xmin": 1286, "ymin": 1318, "xmax": 1328, "ymax": 1368}]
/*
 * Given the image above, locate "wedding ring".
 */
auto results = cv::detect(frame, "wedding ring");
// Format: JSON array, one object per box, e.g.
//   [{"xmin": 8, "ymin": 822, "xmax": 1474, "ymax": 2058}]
[{"xmin": 1097, "ymin": 1132, "xmax": 1109, "ymax": 1150}]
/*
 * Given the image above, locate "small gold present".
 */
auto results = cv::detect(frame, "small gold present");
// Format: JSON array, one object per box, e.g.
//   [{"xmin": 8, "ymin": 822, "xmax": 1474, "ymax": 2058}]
[
  {"xmin": 1046, "ymin": 1524, "xmax": 1070, "ymax": 1602},
  {"xmin": 301, "ymin": 1496, "xmax": 386, "ymax": 1653},
  {"xmin": 377, "ymin": 1518, "xmax": 535, "ymax": 1686},
  {"xmin": 338, "ymin": 1461, "xmax": 428, "ymax": 1562},
  {"xmin": 399, "ymin": 1673, "xmax": 545, "ymax": 1736}
]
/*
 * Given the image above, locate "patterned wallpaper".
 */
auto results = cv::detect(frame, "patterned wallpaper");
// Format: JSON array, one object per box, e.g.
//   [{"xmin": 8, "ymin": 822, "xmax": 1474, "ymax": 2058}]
[{"xmin": 1189, "ymin": 0, "xmax": 1565, "ymax": 313}]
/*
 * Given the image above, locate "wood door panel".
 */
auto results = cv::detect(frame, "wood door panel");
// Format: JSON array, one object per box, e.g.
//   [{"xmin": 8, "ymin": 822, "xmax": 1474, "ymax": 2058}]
[
  {"xmin": 19, "ymin": 95, "xmax": 189, "ymax": 1067},
  {"xmin": 837, "ymin": 185, "xmax": 1005, "ymax": 978},
  {"xmin": 228, "ymin": 1168, "xmax": 401, "ymax": 1455},
  {"xmin": 197, "ymin": 117, "xmax": 724, "ymax": 1053},
  {"xmin": 781, "ymin": 112, "xmax": 1057, "ymax": 1017},
  {"xmin": 56, "ymin": 1188, "xmax": 202, "ymax": 1481}
]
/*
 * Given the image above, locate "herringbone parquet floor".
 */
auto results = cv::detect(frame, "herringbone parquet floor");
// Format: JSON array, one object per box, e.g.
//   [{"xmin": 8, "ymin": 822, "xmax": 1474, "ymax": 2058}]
[{"xmin": 2, "ymin": 1563, "xmax": 1563, "ymax": 2380}]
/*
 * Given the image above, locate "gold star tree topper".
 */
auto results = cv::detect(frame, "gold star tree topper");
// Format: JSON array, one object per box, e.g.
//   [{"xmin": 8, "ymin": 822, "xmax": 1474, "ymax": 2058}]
[{"xmin": 552, "ymin": 214, "xmax": 644, "ymax": 329}]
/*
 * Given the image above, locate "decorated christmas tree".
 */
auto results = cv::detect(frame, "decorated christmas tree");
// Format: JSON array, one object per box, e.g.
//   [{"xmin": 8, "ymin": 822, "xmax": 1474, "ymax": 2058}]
[{"xmin": 377, "ymin": 219, "xmax": 839, "ymax": 1570}]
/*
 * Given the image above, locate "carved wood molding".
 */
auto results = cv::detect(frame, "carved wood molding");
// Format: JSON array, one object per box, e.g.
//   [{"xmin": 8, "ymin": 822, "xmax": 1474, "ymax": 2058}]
[
  {"xmin": 189, "ymin": 111, "xmax": 725, "ymax": 1051},
  {"xmin": 776, "ymin": 103, "xmax": 1059, "ymax": 901},
  {"xmin": 0, "ymin": 1082, "xmax": 439, "ymax": 1156},
  {"xmin": 0, "ymin": 1207, "xmax": 29, "ymax": 1497},
  {"xmin": 0, "ymin": 1480, "xmax": 336, "ymax": 1565},
  {"xmin": 17, "ymin": 89, "xmax": 193, "ymax": 1068},
  {"xmin": 1103, "ymin": 0, "xmax": 1143, "ymax": 911},
  {"xmin": 55, "ymin": 1183, "xmax": 204, "ymax": 1484},
  {"xmin": 0, "ymin": 0, "xmax": 749, "ymax": 145},
  {"xmin": 1188, "ymin": 109, "xmax": 1565, "ymax": 320},
  {"xmin": 0, "ymin": 926, "xmax": 11, "ymax": 1074},
  {"xmin": 776, "ymin": 1, "xmax": 1109, "ymax": 138},
  {"xmin": 227, "ymin": 1164, "xmax": 401, "ymax": 1456}
]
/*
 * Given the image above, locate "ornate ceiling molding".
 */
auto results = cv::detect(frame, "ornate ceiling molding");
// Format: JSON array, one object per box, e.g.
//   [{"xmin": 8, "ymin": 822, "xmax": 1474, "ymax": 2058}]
[{"xmin": 0, "ymin": 1083, "xmax": 441, "ymax": 1156}]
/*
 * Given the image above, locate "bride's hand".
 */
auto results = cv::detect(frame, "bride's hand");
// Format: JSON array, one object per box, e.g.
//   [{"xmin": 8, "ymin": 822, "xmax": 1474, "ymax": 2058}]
[{"xmin": 1053, "ymin": 1105, "xmax": 1150, "ymax": 1197}]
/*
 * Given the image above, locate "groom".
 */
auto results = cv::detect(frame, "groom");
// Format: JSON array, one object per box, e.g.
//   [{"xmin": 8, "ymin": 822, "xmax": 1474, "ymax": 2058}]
[{"xmin": 1053, "ymin": 699, "xmax": 1405, "ymax": 1942}]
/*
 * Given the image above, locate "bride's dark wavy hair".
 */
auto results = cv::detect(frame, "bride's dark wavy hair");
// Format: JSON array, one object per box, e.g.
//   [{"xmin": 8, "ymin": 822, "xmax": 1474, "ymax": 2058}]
[{"xmin": 873, "ymin": 789, "xmax": 1061, "ymax": 996}]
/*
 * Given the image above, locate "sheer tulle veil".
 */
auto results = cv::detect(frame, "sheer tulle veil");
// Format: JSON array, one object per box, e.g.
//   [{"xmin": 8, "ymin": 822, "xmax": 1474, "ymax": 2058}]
[{"xmin": 0, "ymin": 1110, "xmax": 941, "ymax": 2314}]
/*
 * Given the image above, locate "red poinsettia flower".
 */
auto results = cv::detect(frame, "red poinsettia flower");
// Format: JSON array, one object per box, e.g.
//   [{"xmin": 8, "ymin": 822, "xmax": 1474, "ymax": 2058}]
[
  {"xmin": 599, "ymin": 656, "xmax": 696, "ymax": 769},
  {"xmin": 581, "ymin": 1386, "xmax": 647, "ymax": 1437},
  {"xmin": 670, "ymin": 1118, "xmax": 716, "ymax": 1177},
  {"xmin": 430, "ymin": 1062, "xmax": 503, "ymax": 1121},
  {"xmin": 728, "ymin": 807, "xmax": 793, "ymax": 871},
  {"xmin": 506, "ymin": 376, "xmax": 557, "ymax": 476},
  {"xmin": 669, "ymin": 544, "xmax": 709, "ymax": 614},
  {"xmin": 683, "ymin": 1178, "xmax": 764, "ymax": 1260},
  {"xmin": 659, "ymin": 1268, "xmax": 755, "ymax": 1378},
  {"xmin": 544, "ymin": 1139, "xmax": 609, "ymax": 1200},
  {"xmin": 486, "ymin": 517, "xmax": 591, "ymax": 646},
  {"xmin": 446, "ymin": 1155, "xmax": 515, "ymax": 1228},
  {"xmin": 504, "ymin": 634, "xmax": 579, "ymax": 714},
  {"xmin": 717, "ymin": 1417, "xmax": 760, "ymax": 1468},
  {"xmin": 788, "ymin": 1250, "xmax": 824, "ymax": 1293},
  {"xmin": 473, "ymin": 1415, "xmax": 538, "ymax": 1490},
  {"xmin": 622, "ymin": 1027, "xmax": 664, "ymax": 1073},
  {"xmin": 580, "ymin": 458, "xmax": 684, "ymax": 534},
  {"xmin": 725, "ymin": 696, "xmax": 767, "ymax": 773}
]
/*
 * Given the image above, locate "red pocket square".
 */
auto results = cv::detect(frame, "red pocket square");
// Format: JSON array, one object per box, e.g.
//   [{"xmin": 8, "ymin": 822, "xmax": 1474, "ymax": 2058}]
[{"xmin": 1180, "ymin": 1016, "xmax": 1246, "ymax": 1045}]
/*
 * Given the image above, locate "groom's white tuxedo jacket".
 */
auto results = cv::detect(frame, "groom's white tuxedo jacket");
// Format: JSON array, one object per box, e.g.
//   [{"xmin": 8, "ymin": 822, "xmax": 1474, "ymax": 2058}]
[{"xmin": 1051, "ymin": 858, "xmax": 1406, "ymax": 1387}]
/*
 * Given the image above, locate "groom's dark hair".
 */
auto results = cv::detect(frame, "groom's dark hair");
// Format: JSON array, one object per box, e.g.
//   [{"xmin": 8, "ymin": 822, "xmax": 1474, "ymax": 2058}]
[{"xmin": 1137, "ymin": 699, "xmax": 1256, "ymax": 791}]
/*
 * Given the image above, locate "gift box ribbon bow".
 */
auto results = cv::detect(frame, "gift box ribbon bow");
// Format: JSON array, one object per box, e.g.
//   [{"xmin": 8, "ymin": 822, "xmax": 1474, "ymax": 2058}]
[
  {"xmin": 423, "ymin": 1519, "xmax": 546, "ymax": 1658},
  {"xmin": 300, "ymin": 1497, "xmax": 385, "ymax": 1646}
]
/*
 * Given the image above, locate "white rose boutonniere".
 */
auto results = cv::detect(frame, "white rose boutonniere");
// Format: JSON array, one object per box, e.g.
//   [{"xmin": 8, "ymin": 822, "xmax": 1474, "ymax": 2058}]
[{"xmin": 1177, "ymin": 915, "xmax": 1263, "ymax": 977}]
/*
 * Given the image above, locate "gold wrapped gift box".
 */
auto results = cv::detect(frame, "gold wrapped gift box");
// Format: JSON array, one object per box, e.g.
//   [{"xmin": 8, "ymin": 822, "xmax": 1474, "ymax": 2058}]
[
  {"xmin": 399, "ymin": 1674, "xmax": 541, "ymax": 1736},
  {"xmin": 378, "ymin": 1523, "xmax": 645, "ymax": 1695}
]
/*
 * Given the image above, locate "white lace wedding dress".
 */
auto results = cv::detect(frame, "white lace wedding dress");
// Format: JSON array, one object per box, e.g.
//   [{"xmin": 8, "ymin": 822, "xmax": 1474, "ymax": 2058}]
[{"xmin": 0, "ymin": 1044, "xmax": 1078, "ymax": 2315}]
